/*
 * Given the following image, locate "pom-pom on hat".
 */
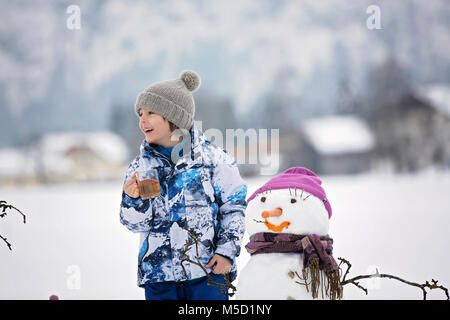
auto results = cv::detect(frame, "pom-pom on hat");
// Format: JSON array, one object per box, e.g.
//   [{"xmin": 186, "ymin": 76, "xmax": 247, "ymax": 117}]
[
  {"xmin": 246, "ymin": 167, "xmax": 332, "ymax": 219},
  {"xmin": 135, "ymin": 70, "xmax": 201, "ymax": 130}
]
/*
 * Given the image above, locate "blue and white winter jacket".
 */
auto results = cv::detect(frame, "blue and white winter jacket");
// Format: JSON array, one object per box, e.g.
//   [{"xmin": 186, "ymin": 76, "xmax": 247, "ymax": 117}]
[{"xmin": 119, "ymin": 124, "xmax": 247, "ymax": 287}]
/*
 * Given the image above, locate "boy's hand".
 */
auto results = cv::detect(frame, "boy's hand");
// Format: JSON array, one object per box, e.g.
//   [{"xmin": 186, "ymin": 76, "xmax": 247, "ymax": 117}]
[
  {"xmin": 205, "ymin": 254, "xmax": 232, "ymax": 274},
  {"xmin": 124, "ymin": 171, "xmax": 140, "ymax": 198}
]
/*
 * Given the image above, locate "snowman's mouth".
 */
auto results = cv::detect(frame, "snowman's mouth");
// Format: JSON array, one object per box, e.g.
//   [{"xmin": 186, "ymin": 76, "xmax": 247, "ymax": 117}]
[
  {"xmin": 253, "ymin": 219, "xmax": 265, "ymax": 224},
  {"xmin": 263, "ymin": 218, "xmax": 291, "ymax": 232}
]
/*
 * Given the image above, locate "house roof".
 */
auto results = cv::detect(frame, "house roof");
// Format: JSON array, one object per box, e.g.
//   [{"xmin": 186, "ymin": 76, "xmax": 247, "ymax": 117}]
[
  {"xmin": 0, "ymin": 131, "xmax": 129, "ymax": 179},
  {"xmin": 417, "ymin": 83, "xmax": 450, "ymax": 118},
  {"xmin": 301, "ymin": 115, "xmax": 375, "ymax": 155},
  {"xmin": 39, "ymin": 131, "xmax": 129, "ymax": 173}
]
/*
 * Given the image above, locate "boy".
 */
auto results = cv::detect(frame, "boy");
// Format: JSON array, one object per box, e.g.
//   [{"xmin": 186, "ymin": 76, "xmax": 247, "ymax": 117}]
[{"xmin": 119, "ymin": 70, "xmax": 247, "ymax": 300}]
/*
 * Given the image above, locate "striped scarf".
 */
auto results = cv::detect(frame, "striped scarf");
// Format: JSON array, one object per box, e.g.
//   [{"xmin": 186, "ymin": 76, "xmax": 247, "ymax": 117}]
[{"xmin": 245, "ymin": 232, "xmax": 343, "ymax": 300}]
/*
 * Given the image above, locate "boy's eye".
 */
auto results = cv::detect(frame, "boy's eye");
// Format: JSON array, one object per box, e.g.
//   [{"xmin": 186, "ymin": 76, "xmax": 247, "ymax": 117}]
[
  {"xmin": 291, "ymin": 198, "xmax": 297, "ymax": 204},
  {"xmin": 260, "ymin": 196, "xmax": 266, "ymax": 203},
  {"xmin": 138, "ymin": 110, "xmax": 153, "ymax": 117}
]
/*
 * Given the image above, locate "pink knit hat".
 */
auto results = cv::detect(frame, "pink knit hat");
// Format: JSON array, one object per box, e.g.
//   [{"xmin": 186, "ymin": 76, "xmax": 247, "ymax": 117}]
[{"xmin": 246, "ymin": 167, "xmax": 332, "ymax": 218}]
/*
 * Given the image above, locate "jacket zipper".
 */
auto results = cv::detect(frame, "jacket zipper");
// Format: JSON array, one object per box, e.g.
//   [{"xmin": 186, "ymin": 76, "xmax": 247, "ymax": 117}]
[{"xmin": 138, "ymin": 151, "xmax": 175, "ymax": 280}]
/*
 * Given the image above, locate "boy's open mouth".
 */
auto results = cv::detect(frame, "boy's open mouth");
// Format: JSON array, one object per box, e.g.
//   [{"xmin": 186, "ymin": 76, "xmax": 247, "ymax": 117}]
[{"xmin": 144, "ymin": 129, "xmax": 154, "ymax": 133}]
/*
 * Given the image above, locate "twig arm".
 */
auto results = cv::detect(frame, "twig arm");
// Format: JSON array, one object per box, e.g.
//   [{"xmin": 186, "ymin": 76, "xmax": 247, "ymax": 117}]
[
  {"xmin": 180, "ymin": 228, "xmax": 237, "ymax": 297},
  {"xmin": 337, "ymin": 257, "xmax": 449, "ymax": 300}
]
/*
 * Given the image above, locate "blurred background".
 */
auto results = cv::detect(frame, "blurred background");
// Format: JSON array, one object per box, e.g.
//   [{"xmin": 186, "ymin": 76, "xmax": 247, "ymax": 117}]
[{"xmin": 0, "ymin": 0, "xmax": 449, "ymax": 300}]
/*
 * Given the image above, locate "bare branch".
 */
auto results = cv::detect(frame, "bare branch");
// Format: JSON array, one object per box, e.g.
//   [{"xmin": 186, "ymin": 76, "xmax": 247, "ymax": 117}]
[
  {"xmin": 0, "ymin": 200, "xmax": 26, "ymax": 224},
  {"xmin": 337, "ymin": 257, "xmax": 449, "ymax": 300},
  {"xmin": 0, "ymin": 234, "xmax": 12, "ymax": 251},
  {"xmin": 181, "ymin": 228, "xmax": 237, "ymax": 297},
  {"xmin": 338, "ymin": 257, "xmax": 352, "ymax": 282},
  {"xmin": 1, "ymin": 200, "xmax": 27, "ymax": 251}
]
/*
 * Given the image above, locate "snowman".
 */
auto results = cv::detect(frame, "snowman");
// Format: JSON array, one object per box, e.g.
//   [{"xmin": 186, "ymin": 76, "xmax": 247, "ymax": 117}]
[{"xmin": 236, "ymin": 167, "xmax": 342, "ymax": 300}]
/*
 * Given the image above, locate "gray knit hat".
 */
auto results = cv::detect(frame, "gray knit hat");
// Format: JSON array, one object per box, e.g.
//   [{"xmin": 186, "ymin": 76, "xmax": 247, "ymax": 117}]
[{"xmin": 135, "ymin": 70, "xmax": 201, "ymax": 130}]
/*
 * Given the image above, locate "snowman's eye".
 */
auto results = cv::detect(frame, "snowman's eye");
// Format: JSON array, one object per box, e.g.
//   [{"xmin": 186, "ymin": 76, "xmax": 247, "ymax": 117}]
[
  {"xmin": 260, "ymin": 196, "xmax": 266, "ymax": 203},
  {"xmin": 291, "ymin": 198, "xmax": 297, "ymax": 204}
]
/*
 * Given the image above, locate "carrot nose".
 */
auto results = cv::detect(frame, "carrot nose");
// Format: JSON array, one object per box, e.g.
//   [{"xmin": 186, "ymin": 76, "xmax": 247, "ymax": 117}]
[{"xmin": 261, "ymin": 207, "xmax": 283, "ymax": 219}]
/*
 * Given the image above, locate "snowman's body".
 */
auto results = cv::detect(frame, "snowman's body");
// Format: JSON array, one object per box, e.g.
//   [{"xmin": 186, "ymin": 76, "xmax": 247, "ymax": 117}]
[
  {"xmin": 237, "ymin": 253, "xmax": 312, "ymax": 300},
  {"xmin": 236, "ymin": 186, "xmax": 335, "ymax": 300}
]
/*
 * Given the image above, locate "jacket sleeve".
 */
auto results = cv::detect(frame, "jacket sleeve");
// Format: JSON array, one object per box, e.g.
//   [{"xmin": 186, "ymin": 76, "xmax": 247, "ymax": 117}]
[
  {"xmin": 211, "ymin": 150, "xmax": 247, "ymax": 263},
  {"xmin": 119, "ymin": 157, "xmax": 153, "ymax": 233}
]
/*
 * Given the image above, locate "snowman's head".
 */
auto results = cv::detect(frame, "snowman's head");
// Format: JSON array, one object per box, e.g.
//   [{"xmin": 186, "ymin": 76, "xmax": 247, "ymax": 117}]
[
  {"xmin": 245, "ymin": 167, "xmax": 332, "ymax": 236},
  {"xmin": 245, "ymin": 188, "xmax": 329, "ymax": 236}
]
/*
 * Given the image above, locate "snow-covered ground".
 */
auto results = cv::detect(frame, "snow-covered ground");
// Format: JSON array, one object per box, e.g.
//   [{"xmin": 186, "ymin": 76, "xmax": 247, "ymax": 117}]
[{"xmin": 1, "ymin": 170, "xmax": 449, "ymax": 300}]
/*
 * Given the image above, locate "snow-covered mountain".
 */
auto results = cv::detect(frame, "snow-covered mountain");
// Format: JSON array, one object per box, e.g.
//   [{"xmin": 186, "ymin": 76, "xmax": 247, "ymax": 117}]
[{"xmin": 0, "ymin": 0, "xmax": 449, "ymax": 146}]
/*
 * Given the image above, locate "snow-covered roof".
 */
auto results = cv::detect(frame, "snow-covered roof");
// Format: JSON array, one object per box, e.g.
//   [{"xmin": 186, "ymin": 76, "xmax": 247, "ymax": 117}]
[
  {"xmin": 301, "ymin": 116, "xmax": 375, "ymax": 155},
  {"xmin": 39, "ymin": 131, "xmax": 129, "ymax": 175},
  {"xmin": 0, "ymin": 131, "xmax": 129, "ymax": 179},
  {"xmin": 417, "ymin": 83, "xmax": 450, "ymax": 117}
]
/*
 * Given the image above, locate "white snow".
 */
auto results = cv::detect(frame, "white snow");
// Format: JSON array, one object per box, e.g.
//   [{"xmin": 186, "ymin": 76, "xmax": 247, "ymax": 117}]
[
  {"xmin": 301, "ymin": 116, "xmax": 375, "ymax": 155},
  {"xmin": 0, "ymin": 148, "xmax": 35, "ymax": 178},
  {"xmin": 1, "ymin": 170, "xmax": 449, "ymax": 299}
]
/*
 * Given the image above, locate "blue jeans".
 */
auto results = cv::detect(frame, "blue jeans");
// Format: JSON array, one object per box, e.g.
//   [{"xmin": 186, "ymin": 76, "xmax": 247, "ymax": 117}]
[{"xmin": 144, "ymin": 273, "xmax": 230, "ymax": 300}]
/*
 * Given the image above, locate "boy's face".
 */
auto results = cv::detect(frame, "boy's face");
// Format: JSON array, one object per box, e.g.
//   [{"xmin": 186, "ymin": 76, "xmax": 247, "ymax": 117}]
[{"xmin": 138, "ymin": 108, "xmax": 174, "ymax": 146}]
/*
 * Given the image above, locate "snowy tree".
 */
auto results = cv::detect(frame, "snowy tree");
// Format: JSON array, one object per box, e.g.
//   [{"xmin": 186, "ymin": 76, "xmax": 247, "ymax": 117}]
[
  {"xmin": 195, "ymin": 90, "xmax": 238, "ymax": 133},
  {"xmin": 250, "ymin": 65, "xmax": 301, "ymax": 135},
  {"xmin": 109, "ymin": 103, "xmax": 142, "ymax": 162},
  {"xmin": 364, "ymin": 58, "xmax": 450, "ymax": 171}
]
